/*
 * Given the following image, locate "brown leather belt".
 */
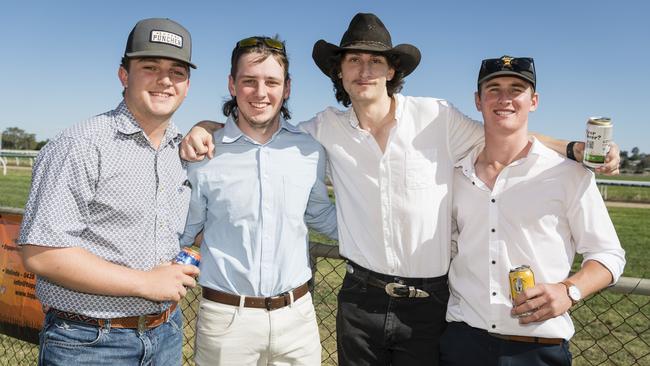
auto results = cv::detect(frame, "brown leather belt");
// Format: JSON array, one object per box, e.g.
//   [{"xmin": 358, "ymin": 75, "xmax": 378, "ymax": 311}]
[
  {"xmin": 50, "ymin": 303, "xmax": 177, "ymax": 332},
  {"xmin": 202, "ymin": 283, "xmax": 309, "ymax": 311},
  {"xmin": 489, "ymin": 332, "xmax": 564, "ymax": 345}
]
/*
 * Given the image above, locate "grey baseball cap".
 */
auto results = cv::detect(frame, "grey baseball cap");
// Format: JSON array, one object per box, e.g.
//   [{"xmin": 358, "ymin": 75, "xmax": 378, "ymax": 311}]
[{"xmin": 124, "ymin": 18, "xmax": 197, "ymax": 69}]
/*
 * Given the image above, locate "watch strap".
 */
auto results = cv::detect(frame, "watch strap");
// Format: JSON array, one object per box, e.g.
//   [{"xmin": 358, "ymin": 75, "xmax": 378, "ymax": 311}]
[{"xmin": 561, "ymin": 280, "xmax": 579, "ymax": 305}]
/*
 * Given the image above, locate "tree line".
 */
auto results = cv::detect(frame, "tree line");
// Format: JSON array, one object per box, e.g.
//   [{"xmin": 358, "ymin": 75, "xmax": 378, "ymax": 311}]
[{"xmin": 1, "ymin": 127, "xmax": 48, "ymax": 150}]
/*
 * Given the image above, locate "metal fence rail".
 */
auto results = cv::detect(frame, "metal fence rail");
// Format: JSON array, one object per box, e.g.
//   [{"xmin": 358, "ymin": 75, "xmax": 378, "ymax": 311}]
[{"xmin": 1, "ymin": 242, "xmax": 648, "ymax": 365}]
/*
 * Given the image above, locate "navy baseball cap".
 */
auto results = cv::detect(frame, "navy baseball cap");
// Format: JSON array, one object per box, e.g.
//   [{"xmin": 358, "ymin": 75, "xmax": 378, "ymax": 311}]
[
  {"xmin": 477, "ymin": 55, "xmax": 535, "ymax": 90},
  {"xmin": 124, "ymin": 18, "xmax": 197, "ymax": 69}
]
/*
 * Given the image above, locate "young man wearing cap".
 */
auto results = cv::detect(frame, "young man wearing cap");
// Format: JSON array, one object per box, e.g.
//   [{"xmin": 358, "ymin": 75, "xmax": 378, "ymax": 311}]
[
  {"xmin": 18, "ymin": 18, "xmax": 199, "ymax": 365},
  {"xmin": 179, "ymin": 36, "xmax": 337, "ymax": 365},
  {"xmin": 440, "ymin": 56, "xmax": 625, "ymax": 366},
  {"xmin": 179, "ymin": 13, "xmax": 620, "ymax": 365}
]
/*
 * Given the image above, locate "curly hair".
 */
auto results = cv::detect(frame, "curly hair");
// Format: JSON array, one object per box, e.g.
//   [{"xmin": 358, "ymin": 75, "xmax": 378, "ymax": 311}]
[
  {"xmin": 325, "ymin": 51, "xmax": 405, "ymax": 107},
  {"xmin": 222, "ymin": 37, "xmax": 291, "ymax": 120}
]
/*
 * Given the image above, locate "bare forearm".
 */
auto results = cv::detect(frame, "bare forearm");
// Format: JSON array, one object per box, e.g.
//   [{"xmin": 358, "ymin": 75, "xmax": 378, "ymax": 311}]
[
  {"xmin": 567, "ymin": 260, "xmax": 613, "ymax": 298},
  {"xmin": 22, "ymin": 245, "xmax": 147, "ymax": 298}
]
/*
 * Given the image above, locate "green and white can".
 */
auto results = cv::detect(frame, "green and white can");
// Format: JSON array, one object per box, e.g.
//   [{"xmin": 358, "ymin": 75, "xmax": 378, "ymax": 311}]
[{"xmin": 584, "ymin": 117, "xmax": 613, "ymax": 168}]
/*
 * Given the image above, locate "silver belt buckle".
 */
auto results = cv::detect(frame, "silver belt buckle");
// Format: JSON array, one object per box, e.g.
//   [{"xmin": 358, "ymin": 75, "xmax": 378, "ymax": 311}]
[{"xmin": 385, "ymin": 283, "xmax": 430, "ymax": 298}]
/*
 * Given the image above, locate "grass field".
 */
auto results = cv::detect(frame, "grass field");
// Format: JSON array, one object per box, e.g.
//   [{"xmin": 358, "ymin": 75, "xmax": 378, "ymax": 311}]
[{"xmin": 0, "ymin": 168, "xmax": 31, "ymax": 208}]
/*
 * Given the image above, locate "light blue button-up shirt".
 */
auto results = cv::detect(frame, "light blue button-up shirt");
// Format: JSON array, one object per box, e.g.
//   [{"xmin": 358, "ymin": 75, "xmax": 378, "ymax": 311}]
[{"xmin": 180, "ymin": 117, "xmax": 337, "ymax": 297}]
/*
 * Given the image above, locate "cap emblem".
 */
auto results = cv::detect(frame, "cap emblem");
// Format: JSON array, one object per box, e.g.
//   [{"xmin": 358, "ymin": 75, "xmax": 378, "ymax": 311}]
[
  {"xmin": 501, "ymin": 56, "xmax": 513, "ymax": 69},
  {"xmin": 150, "ymin": 30, "xmax": 183, "ymax": 48}
]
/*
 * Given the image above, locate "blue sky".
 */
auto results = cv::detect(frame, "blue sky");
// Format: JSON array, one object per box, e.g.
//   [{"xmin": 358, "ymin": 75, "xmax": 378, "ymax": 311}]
[{"xmin": 2, "ymin": 0, "xmax": 649, "ymax": 153}]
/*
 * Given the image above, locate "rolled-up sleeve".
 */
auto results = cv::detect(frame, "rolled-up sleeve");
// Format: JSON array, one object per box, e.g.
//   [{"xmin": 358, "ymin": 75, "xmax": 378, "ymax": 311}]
[{"xmin": 568, "ymin": 174, "xmax": 626, "ymax": 284}]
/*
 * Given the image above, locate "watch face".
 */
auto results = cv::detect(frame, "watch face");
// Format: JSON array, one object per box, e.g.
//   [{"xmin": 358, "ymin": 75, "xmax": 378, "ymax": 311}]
[{"xmin": 568, "ymin": 285, "xmax": 582, "ymax": 301}]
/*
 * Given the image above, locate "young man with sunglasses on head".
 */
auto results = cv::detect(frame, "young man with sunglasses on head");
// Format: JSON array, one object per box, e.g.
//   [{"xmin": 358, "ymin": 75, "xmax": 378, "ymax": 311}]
[
  {"xmin": 180, "ymin": 14, "xmax": 621, "ymax": 366},
  {"xmin": 440, "ymin": 56, "xmax": 625, "ymax": 366},
  {"xmin": 18, "ymin": 18, "xmax": 199, "ymax": 365},
  {"xmin": 179, "ymin": 36, "xmax": 337, "ymax": 365}
]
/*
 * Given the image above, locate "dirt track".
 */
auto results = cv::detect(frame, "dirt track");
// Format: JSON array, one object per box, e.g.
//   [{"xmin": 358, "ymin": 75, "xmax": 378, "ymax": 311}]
[{"xmin": 605, "ymin": 201, "xmax": 650, "ymax": 209}]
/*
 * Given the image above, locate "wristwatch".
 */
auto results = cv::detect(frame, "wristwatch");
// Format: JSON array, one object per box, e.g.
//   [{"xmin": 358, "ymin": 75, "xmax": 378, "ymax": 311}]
[{"xmin": 561, "ymin": 280, "xmax": 582, "ymax": 305}]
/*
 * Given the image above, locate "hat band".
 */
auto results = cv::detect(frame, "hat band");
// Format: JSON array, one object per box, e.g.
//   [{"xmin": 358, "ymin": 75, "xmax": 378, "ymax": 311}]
[{"xmin": 341, "ymin": 40, "xmax": 392, "ymax": 51}]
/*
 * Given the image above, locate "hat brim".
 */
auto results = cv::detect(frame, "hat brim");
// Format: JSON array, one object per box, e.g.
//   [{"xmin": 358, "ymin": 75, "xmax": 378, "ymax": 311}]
[
  {"xmin": 125, "ymin": 50, "xmax": 197, "ymax": 69},
  {"xmin": 312, "ymin": 40, "xmax": 420, "ymax": 78},
  {"xmin": 477, "ymin": 70, "xmax": 535, "ymax": 89}
]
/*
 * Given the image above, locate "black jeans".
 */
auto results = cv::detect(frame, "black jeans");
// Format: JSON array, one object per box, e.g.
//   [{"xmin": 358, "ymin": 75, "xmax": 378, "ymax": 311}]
[
  {"xmin": 336, "ymin": 262, "xmax": 449, "ymax": 366},
  {"xmin": 439, "ymin": 322, "xmax": 572, "ymax": 366}
]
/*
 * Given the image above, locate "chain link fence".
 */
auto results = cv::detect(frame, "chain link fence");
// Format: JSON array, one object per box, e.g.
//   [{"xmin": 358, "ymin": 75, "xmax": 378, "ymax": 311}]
[{"xmin": 1, "ymin": 242, "xmax": 648, "ymax": 365}]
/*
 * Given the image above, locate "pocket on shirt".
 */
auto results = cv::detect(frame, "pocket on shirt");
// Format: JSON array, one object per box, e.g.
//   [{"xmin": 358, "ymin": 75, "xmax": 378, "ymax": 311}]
[
  {"xmin": 283, "ymin": 175, "xmax": 313, "ymax": 220},
  {"xmin": 405, "ymin": 149, "xmax": 437, "ymax": 189}
]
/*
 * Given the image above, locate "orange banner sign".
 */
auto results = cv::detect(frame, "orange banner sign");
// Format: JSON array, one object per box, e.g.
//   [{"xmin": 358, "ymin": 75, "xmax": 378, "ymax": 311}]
[{"xmin": 0, "ymin": 212, "xmax": 42, "ymax": 344}]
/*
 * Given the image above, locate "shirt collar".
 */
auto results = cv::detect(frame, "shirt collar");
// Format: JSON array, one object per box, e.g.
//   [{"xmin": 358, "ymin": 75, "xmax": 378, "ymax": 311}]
[
  {"xmin": 346, "ymin": 93, "xmax": 404, "ymax": 129},
  {"xmin": 220, "ymin": 115, "xmax": 300, "ymax": 144},
  {"xmin": 454, "ymin": 136, "xmax": 546, "ymax": 178},
  {"xmin": 113, "ymin": 100, "xmax": 182, "ymax": 147}
]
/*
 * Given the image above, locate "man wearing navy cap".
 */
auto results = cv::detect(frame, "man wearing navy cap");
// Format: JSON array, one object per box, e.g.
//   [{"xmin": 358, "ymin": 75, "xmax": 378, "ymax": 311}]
[
  {"xmin": 19, "ymin": 18, "xmax": 199, "ymax": 365},
  {"xmin": 440, "ymin": 56, "xmax": 625, "ymax": 365}
]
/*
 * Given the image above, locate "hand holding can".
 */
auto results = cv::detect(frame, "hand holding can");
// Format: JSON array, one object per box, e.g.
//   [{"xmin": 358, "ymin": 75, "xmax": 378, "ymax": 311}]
[
  {"xmin": 583, "ymin": 117, "xmax": 613, "ymax": 168},
  {"xmin": 509, "ymin": 265, "xmax": 535, "ymax": 318}
]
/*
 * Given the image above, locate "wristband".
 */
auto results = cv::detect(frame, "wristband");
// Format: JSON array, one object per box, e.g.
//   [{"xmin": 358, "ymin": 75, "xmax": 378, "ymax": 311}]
[{"xmin": 566, "ymin": 141, "xmax": 578, "ymax": 161}]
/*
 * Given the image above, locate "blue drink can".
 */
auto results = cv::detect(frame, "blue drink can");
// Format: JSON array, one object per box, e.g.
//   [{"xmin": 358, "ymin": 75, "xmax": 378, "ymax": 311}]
[{"xmin": 174, "ymin": 247, "xmax": 201, "ymax": 267}]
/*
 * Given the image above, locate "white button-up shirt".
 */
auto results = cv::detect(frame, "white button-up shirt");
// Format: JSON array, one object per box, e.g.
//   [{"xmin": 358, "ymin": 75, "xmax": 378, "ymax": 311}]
[
  {"xmin": 447, "ymin": 137, "xmax": 626, "ymax": 339},
  {"xmin": 301, "ymin": 94, "xmax": 483, "ymax": 277}
]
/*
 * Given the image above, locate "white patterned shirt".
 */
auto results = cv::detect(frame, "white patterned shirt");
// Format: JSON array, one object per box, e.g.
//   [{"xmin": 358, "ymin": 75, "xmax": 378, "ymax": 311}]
[
  {"xmin": 301, "ymin": 94, "xmax": 484, "ymax": 277},
  {"xmin": 18, "ymin": 101, "xmax": 190, "ymax": 318}
]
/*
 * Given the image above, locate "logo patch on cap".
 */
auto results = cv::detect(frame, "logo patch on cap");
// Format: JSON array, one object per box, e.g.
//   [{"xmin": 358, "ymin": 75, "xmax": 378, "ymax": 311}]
[{"xmin": 150, "ymin": 30, "xmax": 183, "ymax": 48}]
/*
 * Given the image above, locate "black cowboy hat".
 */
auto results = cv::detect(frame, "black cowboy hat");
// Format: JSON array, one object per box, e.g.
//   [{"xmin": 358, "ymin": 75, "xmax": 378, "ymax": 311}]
[{"xmin": 312, "ymin": 13, "xmax": 421, "ymax": 78}]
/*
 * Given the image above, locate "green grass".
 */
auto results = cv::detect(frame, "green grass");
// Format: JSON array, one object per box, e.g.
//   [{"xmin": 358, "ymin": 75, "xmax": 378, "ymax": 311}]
[
  {"xmin": 596, "ymin": 174, "xmax": 650, "ymax": 203},
  {"xmin": 597, "ymin": 174, "xmax": 650, "ymax": 182},
  {"xmin": 0, "ymin": 168, "xmax": 31, "ymax": 208}
]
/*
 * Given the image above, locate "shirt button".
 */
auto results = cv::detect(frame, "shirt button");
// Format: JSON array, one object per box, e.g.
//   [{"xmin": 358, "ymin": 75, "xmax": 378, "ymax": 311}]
[
  {"xmin": 492, "ymin": 324, "xmax": 496, "ymax": 329},
  {"xmin": 492, "ymin": 260, "xmax": 496, "ymax": 264},
  {"xmin": 491, "ymin": 198, "xmax": 496, "ymax": 203},
  {"xmin": 491, "ymin": 228, "xmax": 496, "ymax": 233},
  {"xmin": 492, "ymin": 292, "xmax": 497, "ymax": 296}
]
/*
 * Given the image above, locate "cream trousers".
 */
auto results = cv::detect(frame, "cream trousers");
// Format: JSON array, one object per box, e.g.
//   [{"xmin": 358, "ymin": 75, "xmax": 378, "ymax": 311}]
[{"xmin": 194, "ymin": 292, "xmax": 321, "ymax": 365}]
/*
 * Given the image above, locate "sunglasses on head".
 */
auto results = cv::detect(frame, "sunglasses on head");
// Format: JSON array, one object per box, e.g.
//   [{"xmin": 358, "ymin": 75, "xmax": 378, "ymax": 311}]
[
  {"xmin": 480, "ymin": 57, "xmax": 535, "ymax": 75},
  {"xmin": 236, "ymin": 37, "xmax": 285, "ymax": 54}
]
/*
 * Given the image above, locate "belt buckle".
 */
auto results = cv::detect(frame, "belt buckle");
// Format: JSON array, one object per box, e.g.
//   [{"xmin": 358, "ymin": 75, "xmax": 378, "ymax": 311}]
[
  {"xmin": 265, "ymin": 297, "xmax": 273, "ymax": 311},
  {"xmin": 385, "ymin": 283, "xmax": 430, "ymax": 298},
  {"xmin": 137, "ymin": 315, "xmax": 147, "ymax": 332}
]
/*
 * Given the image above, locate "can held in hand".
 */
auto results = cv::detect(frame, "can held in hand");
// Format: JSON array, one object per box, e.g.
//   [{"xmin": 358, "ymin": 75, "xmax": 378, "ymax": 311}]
[
  {"xmin": 509, "ymin": 265, "xmax": 535, "ymax": 317},
  {"xmin": 584, "ymin": 117, "xmax": 613, "ymax": 168},
  {"xmin": 174, "ymin": 246, "xmax": 201, "ymax": 267}
]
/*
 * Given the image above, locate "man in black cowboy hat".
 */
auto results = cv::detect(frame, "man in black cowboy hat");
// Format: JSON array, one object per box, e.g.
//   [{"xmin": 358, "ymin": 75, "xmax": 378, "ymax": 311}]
[
  {"xmin": 178, "ymin": 12, "xmax": 620, "ymax": 366},
  {"xmin": 441, "ymin": 56, "xmax": 624, "ymax": 366},
  {"xmin": 306, "ymin": 13, "xmax": 483, "ymax": 365}
]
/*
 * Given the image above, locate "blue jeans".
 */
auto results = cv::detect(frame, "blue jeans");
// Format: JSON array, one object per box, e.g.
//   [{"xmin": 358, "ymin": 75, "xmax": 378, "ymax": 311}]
[{"xmin": 38, "ymin": 307, "xmax": 183, "ymax": 366}]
